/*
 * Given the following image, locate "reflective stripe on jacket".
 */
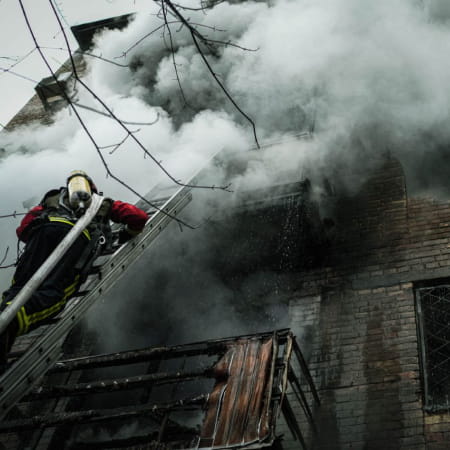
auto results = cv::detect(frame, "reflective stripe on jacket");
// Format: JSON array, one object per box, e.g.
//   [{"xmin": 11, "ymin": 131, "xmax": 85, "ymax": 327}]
[{"xmin": 17, "ymin": 192, "xmax": 148, "ymax": 243}]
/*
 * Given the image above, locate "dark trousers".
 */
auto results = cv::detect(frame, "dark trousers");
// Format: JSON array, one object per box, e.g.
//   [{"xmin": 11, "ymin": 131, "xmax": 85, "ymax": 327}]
[{"xmin": 1, "ymin": 222, "xmax": 89, "ymax": 337}]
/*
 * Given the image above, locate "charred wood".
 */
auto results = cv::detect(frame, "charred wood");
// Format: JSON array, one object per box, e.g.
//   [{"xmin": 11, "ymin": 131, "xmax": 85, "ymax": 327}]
[
  {"xmin": 70, "ymin": 436, "xmax": 197, "ymax": 450},
  {"xmin": 48, "ymin": 329, "xmax": 289, "ymax": 374},
  {"xmin": 68, "ymin": 428, "xmax": 198, "ymax": 449},
  {"xmin": 0, "ymin": 395, "xmax": 208, "ymax": 432},
  {"xmin": 288, "ymin": 367, "xmax": 318, "ymax": 435},
  {"xmin": 25, "ymin": 367, "xmax": 214, "ymax": 401},
  {"xmin": 49, "ymin": 343, "xmax": 226, "ymax": 373},
  {"xmin": 281, "ymin": 397, "xmax": 307, "ymax": 449},
  {"xmin": 292, "ymin": 339, "xmax": 320, "ymax": 406}
]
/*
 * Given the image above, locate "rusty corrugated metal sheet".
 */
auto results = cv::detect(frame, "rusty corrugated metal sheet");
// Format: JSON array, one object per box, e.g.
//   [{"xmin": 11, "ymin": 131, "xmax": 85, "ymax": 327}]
[
  {"xmin": 199, "ymin": 337, "xmax": 274, "ymax": 448},
  {"xmin": 0, "ymin": 329, "xmax": 317, "ymax": 449}
]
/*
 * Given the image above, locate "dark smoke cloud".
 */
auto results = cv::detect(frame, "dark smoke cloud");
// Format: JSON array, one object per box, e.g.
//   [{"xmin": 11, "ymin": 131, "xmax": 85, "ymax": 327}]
[
  {"xmin": 85, "ymin": 187, "xmax": 294, "ymax": 352},
  {"xmin": 3, "ymin": 0, "xmax": 450, "ymax": 345}
]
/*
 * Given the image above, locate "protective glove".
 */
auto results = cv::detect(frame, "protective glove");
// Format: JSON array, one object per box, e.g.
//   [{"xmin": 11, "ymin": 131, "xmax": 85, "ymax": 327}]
[
  {"xmin": 118, "ymin": 225, "xmax": 142, "ymax": 244},
  {"xmin": 118, "ymin": 228, "xmax": 133, "ymax": 244}
]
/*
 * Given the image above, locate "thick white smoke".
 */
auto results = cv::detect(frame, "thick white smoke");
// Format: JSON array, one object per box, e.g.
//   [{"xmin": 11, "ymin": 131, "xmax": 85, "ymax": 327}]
[{"xmin": 1, "ymin": 0, "xmax": 450, "ymax": 343}]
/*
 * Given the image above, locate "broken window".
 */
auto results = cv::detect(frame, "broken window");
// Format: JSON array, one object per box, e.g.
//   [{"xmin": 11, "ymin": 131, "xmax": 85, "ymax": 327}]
[
  {"xmin": 70, "ymin": 14, "xmax": 134, "ymax": 51},
  {"xmin": 415, "ymin": 282, "xmax": 450, "ymax": 411},
  {"xmin": 35, "ymin": 71, "xmax": 73, "ymax": 110}
]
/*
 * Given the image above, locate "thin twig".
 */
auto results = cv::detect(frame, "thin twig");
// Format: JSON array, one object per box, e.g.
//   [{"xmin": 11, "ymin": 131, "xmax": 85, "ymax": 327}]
[
  {"xmin": 117, "ymin": 23, "xmax": 167, "ymax": 58},
  {"xmin": 0, "ymin": 246, "xmax": 16, "ymax": 269},
  {"xmin": 0, "ymin": 66, "xmax": 38, "ymax": 84},
  {"xmin": 163, "ymin": 0, "xmax": 260, "ymax": 148},
  {"xmin": 47, "ymin": 0, "xmax": 230, "ymax": 191},
  {"xmin": 0, "ymin": 212, "xmax": 27, "ymax": 219},
  {"xmin": 40, "ymin": 46, "xmax": 130, "ymax": 67},
  {"xmin": 160, "ymin": 9, "xmax": 257, "ymax": 52},
  {"xmin": 50, "ymin": 0, "xmax": 70, "ymax": 27},
  {"xmin": 161, "ymin": 1, "xmax": 191, "ymax": 108},
  {"xmin": 73, "ymin": 102, "xmax": 160, "ymax": 126},
  {"xmin": 0, "ymin": 247, "xmax": 9, "ymax": 266},
  {"xmin": 0, "ymin": 48, "xmax": 36, "ymax": 77},
  {"xmin": 117, "ymin": 16, "xmax": 241, "ymax": 57},
  {"xmin": 192, "ymin": 30, "xmax": 259, "ymax": 147},
  {"xmin": 98, "ymin": 131, "xmax": 140, "ymax": 155},
  {"xmin": 195, "ymin": 37, "xmax": 258, "ymax": 52},
  {"xmin": 169, "ymin": 0, "xmax": 227, "ymax": 11},
  {"xmin": 18, "ymin": 0, "xmax": 207, "ymax": 231}
]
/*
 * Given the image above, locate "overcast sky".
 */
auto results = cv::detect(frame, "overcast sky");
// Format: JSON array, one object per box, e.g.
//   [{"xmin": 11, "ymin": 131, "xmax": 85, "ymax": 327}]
[
  {"xmin": 1, "ymin": 0, "xmax": 449, "ymax": 127},
  {"xmin": 0, "ymin": 0, "xmax": 149, "ymax": 126}
]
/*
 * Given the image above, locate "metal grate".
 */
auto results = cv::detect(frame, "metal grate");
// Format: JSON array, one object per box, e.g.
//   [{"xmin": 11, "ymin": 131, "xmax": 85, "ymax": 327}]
[
  {"xmin": 0, "ymin": 329, "xmax": 320, "ymax": 449},
  {"xmin": 416, "ymin": 284, "xmax": 450, "ymax": 411}
]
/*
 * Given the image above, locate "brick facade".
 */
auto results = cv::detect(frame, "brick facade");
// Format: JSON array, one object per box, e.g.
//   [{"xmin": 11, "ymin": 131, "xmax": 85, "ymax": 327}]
[
  {"xmin": 4, "ymin": 56, "xmax": 85, "ymax": 132},
  {"xmin": 288, "ymin": 157, "xmax": 450, "ymax": 449}
]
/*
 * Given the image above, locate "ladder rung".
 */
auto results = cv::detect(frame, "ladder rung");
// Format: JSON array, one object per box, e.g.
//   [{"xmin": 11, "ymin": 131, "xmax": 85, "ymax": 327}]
[{"xmin": 73, "ymin": 290, "xmax": 90, "ymax": 297}]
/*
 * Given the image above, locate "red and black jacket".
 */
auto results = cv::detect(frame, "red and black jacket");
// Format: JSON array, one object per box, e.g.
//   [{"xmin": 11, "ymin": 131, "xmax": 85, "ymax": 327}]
[{"xmin": 17, "ymin": 198, "xmax": 148, "ymax": 243}]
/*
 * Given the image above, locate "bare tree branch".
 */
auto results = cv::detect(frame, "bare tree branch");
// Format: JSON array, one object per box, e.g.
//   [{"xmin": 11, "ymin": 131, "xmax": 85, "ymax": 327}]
[
  {"xmin": 160, "ymin": 7, "xmax": 257, "ymax": 52},
  {"xmin": 0, "ymin": 247, "xmax": 9, "ymax": 266},
  {"xmin": 194, "ymin": 36, "xmax": 258, "ymax": 52},
  {"xmin": 0, "ymin": 48, "xmax": 36, "ymax": 77},
  {"xmin": 0, "ymin": 66, "xmax": 38, "ymax": 84},
  {"xmin": 46, "ymin": 0, "xmax": 231, "ymax": 191},
  {"xmin": 169, "ymin": 0, "xmax": 227, "ymax": 11},
  {"xmin": 0, "ymin": 245, "xmax": 20, "ymax": 270},
  {"xmin": 50, "ymin": 0, "xmax": 70, "ymax": 27},
  {"xmin": 117, "ymin": 23, "xmax": 167, "ymax": 58},
  {"xmin": 17, "ymin": 0, "xmax": 227, "ymax": 233},
  {"xmin": 40, "ymin": 46, "xmax": 130, "ymax": 67},
  {"xmin": 0, "ymin": 212, "xmax": 27, "ymax": 219},
  {"xmin": 161, "ymin": 1, "xmax": 191, "ymax": 109},
  {"xmin": 162, "ymin": 0, "xmax": 260, "ymax": 148},
  {"xmin": 117, "ymin": 15, "xmax": 249, "ymax": 58},
  {"xmin": 98, "ymin": 131, "xmax": 140, "ymax": 155},
  {"xmin": 73, "ymin": 102, "xmax": 160, "ymax": 126}
]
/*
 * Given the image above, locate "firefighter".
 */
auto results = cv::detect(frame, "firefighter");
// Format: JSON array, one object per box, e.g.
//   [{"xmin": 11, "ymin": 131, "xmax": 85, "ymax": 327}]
[{"xmin": 0, "ymin": 170, "xmax": 149, "ymax": 368}]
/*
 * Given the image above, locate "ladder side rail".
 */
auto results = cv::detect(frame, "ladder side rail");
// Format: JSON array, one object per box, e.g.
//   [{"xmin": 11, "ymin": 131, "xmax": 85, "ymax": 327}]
[
  {"xmin": 0, "ymin": 146, "xmax": 231, "ymax": 418},
  {"xmin": 0, "ymin": 185, "xmax": 192, "ymax": 418},
  {"xmin": 0, "ymin": 194, "xmax": 105, "ymax": 336}
]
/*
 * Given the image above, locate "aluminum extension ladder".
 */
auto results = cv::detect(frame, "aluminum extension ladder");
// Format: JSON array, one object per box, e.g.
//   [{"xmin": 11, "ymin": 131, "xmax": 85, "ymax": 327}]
[{"xmin": 0, "ymin": 175, "xmax": 198, "ymax": 420}]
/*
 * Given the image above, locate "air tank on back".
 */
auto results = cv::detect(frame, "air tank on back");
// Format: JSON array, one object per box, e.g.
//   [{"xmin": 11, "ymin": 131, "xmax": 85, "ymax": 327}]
[{"xmin": 67, "ymin": 170, "xmax": 92, "ymax": 215}]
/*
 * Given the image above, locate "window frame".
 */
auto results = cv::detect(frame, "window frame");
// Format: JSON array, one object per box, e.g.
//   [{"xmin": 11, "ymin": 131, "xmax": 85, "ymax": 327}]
[{"xmin": 415, "ymin": 281, "xmax": 450, "ymax": 412}]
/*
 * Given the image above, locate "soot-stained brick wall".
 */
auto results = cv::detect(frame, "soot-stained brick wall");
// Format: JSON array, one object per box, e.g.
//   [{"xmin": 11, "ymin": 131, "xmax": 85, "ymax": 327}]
[
  {"xmin": 4, "ymin": 56, "xmax": 86, "ymax": 132},
  {"xmin": 289, "ymin": 157, "xmax": 450, "ymax": 449}
]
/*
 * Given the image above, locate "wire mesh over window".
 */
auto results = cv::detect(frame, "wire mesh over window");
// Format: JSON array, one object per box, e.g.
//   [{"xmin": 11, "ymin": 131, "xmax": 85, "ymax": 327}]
[{"xmin": 416, "ymin": 284, "xmax": 450, "ymax": 411}]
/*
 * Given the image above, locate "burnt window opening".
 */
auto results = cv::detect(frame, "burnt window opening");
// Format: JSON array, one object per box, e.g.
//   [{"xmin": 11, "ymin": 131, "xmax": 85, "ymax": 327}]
[
  {"xmin": 116, "ymin": 174, "xmax": 332, "ymax": 342},
  {"xmin": 415, "ymin": 281, "xmax": 450, "ymax": 412},
  {"xmin": 211, "ymin": 179, "xmax": 330, "ymax": 279},
  {"xmin": 70, "ymin": 14, "xmax": 134, "ymax": 51},
  {"xmin": 35, "ymin": 71, "xmax": 73, "ymax": 111},
  {"xmin": 171, "ymin": 177, "xmax": 332, "ymax": 328}
]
